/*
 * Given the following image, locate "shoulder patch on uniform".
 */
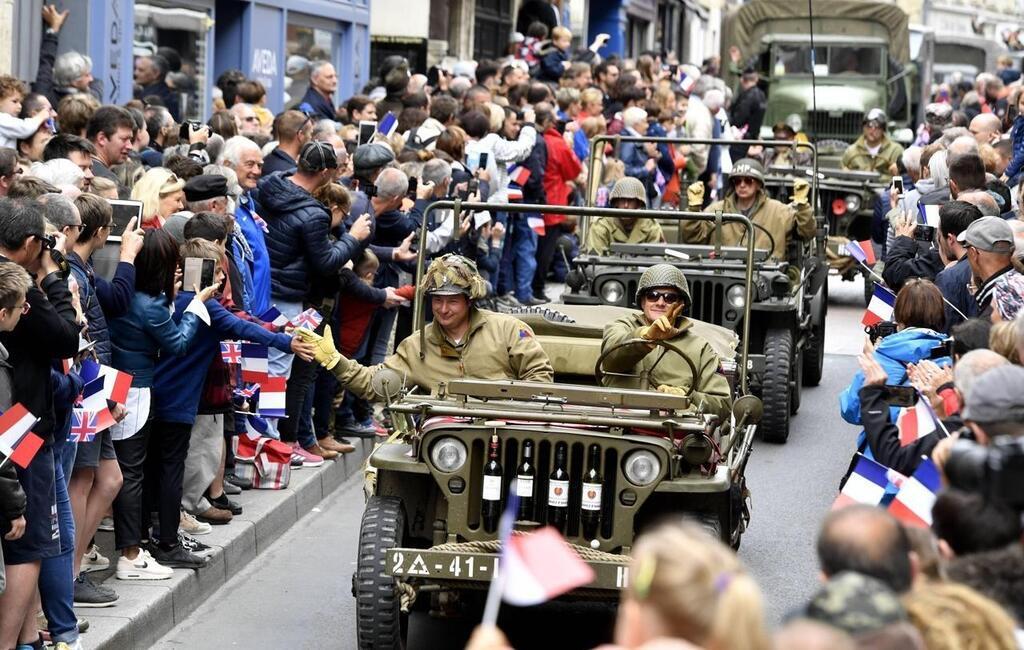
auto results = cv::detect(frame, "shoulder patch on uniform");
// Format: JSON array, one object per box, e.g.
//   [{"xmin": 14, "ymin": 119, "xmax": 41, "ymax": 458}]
[{"xmin": 519, "ymin": 328, "xmax": 532, "ymax": 339}]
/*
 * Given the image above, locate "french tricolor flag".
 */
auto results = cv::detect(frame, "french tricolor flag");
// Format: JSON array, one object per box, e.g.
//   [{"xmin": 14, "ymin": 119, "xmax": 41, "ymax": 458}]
[
  {"xmin": 888, "ymin": 458, "xmax": 941, "ymax": 528},
  {"xmin": 78, "ymin": 359, "xmax": 132, "ymax": 405},
  {"xmin": 896, "ymin": 400, "xmax": 938, "ymax": 446},
  {"xmin": 832, "ymin": 455, "xmax": 889, "ymax": 510},
  {"xmin": 527, "ymin": 215, "xmax": 546, "ymax": 236},
  {"xmin": 258, "ymin": 306, "xmax": 290, "ymax": 328},
  {"xmin": 258, "ymin": 375, "xmax": 287, "ymax": 418},
  {"xmin": 378, "ymin": 112, "xmax": 399, "ymax": 137},
  {"xmin": 241, "ymin": 343, "xmax": 269, "ymax": 383},
  {"xmin": 846, "ymin": 240, "xmax": 876, "ymax": 266},
  {"xmin": 862, "ymin": 284, "xmax": 896, "ymax": 327},
  {"xmin": 507, "ymin": 164, "xmax": 531, "ymax": 187},
  {"xmin": 678, "ymin": 71, "xmax": 697, "ymax": 94},
  {"xmin": 0, "ymin": 404, "xmax": 43, "ymax": 469}
]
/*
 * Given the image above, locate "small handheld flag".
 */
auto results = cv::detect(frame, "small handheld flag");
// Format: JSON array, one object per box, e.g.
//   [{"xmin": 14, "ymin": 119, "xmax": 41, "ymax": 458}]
[
  {"xmin": 221, "ymin": 341, "xmax": 242, "ymax": 365},
  {"xmin": 291, "ymin": 308, "xmax": 323, "ymax": 330},
  {"xmin": 888, "ymin": 458, "xmax": 941, "ymax": 528},
  {"xmin": 258, "ymin": 375, "xmax": 287, "ymax": 417},
  {"xmin": 240, "ymin": 343, "xmax": 269, "ymax": 383},
  {"xmin": 378, "ymin": 113, "xmax": 399, "ymax": 137},
  {"xmin": 258, "ymin": 306, "xmax": 290, "ymax": 328},
  {"xmin": 862, "ymin": 284, "xmax": 896, "ymax": 327},
  {"xmin": 527, "ymin": 216, "xmax": 546, "ymax": 236},
  {"xmin": 896, "ymin": 400, "xmax": 938, "ymax": 446},
  {"xmin": 0, "ymin": 404, "xmax": 43, "ymax": 469},
  {"xmin": 507, "ymin": 164, "xmax": 531, "ymax": 187},
  {"xmin": 78, "ymin": 360, "xmax": 132, "ymax": 405},
  {"xmin": 846, "ymin": 240, "xmax": 876, "ymax": 266},
  {"xmin": 832, "ymin": 455, "xmax": 890, "ymax": 510}
]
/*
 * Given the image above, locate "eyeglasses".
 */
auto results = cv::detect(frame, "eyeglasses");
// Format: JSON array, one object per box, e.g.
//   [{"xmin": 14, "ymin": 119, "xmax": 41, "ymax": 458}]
[
  {"xmin": 643, "ymin": 290, "xmax": 682, "ymax": 304},
  {"xmin": 733, "ymin": 177, "xmax": 757, "ymax": 187}
]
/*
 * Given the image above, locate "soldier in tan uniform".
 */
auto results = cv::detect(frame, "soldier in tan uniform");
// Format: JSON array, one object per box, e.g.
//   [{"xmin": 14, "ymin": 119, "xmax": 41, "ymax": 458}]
[
  {"xmin": 682, "ymin": 158, "xmax": 815, "ymax": 260},
  {"xmin": 600, "ymin": 265, "xmax": 732, "ymax": 422},
  {"xmin": 297, "ymin": 254, "xmax": 553, "ymax": 398},
  {"xmin": 585, "ymin": 177, "xmax": 665, "ymax": 255}
]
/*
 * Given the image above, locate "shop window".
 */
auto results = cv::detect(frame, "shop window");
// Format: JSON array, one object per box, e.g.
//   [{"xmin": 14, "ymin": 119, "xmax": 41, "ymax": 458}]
[
  {"xmin": 286, "ymin": 23, "xmax": 336, "ymax": 108},
  {"xmin": 133, "ymin": 2, "xmax": 212, "ymax": 120}
]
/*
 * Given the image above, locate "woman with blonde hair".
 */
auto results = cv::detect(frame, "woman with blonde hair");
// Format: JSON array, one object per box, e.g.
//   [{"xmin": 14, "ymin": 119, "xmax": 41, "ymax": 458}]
[
  {"xmin": 989, "ymin": 320, "xmax": 1020, "ymax": 363},
  {"xmin": 902, "ymin": 581, "xmax": 1019, "ymax": 650},
  {"xmin": 131, "ymin": 167, "xmax": 185, "ymax": 229}
]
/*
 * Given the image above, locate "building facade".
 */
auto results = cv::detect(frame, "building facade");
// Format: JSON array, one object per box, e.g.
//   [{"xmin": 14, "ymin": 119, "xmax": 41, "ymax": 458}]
[{"xmin": 6, "ymin": 0, "xmax": 370, "ymax": 120}]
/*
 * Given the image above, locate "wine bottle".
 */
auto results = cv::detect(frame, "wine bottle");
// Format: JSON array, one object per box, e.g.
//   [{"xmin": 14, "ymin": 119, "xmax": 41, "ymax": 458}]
[
  {"xmin": 580, "ymin": 444, "xmax": 603, "ymax": 541},
  {"xmin": 515, "ymin": 440, "xmax": 535, "ymax": 521},
  {"xmin": 547, "ymin": 442, "xmax": 569, "ymax": 531},
  {"xmin": 481, "ymin": 434, "xmax": 503, "ymax": 533}
]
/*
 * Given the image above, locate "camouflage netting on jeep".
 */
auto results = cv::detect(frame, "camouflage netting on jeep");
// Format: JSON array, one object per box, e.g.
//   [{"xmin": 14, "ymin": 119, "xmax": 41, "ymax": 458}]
[{"xmin": 420, "ymin": 254, "xmax": 489, "ymax": 300}]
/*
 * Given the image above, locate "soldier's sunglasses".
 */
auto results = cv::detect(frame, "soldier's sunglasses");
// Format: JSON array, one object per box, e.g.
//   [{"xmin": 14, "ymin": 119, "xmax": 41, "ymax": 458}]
[{"xmin": 643, "ymin": 291, "xmax": 682, "ymax": 304}]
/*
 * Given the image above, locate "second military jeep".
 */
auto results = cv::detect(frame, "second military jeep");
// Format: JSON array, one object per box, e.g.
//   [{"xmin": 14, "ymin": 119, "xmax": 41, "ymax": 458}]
[{"xmin": 351, "ymin": 202, "xmax": 764, "ymax": 650}]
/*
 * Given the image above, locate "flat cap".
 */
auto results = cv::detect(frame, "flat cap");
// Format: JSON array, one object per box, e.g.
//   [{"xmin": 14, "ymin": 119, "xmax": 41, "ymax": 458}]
[
  {"xmin": 353, "ymin": 142, "xmax": 395, "ymax": 172},
  {"xmin": 956, "ymin": 216, "xmax": 1014, "ymax": 253},
  {"xmin": 184, "ymin": 174, "xmax": 228, "ymax": 202},
  {"xmin": 961, "ymin": 364, "xmax": 1024, "ymax": 423}
]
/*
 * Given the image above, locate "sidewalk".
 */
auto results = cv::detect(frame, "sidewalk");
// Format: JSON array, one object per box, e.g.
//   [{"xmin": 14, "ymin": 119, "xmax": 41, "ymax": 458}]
[{"xmin": 76, "ymin": 439, "xmax": 373, "ymax": 649}]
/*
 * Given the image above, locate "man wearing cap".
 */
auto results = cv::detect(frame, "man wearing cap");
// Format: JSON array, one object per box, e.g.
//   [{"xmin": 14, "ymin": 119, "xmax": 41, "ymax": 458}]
[
  {"xmin": 257, "ymin": 141, "xmax": 370, "ymax": 454},
  {"xmin": 958, "ymin": 216, "xmax": 1021, "ymax": 319},
  {"xmin": 585, "ymin": 177, "xmax": 665, "ymax": 255},
  {"xmin": 600, "ymin": 264, "xmax": 732, "ymax": 422},
  {"xmin": 296, "ymin": 254, "xmax": 553, "ymax": 398},
  {"xmin": 915, "ymin": 102, "xmax": 953, "ymax": 146},
  {"xmin": 960, "ymin": 364, "xmax": 1024, "ymax": 443},
  {"xmin": 683, "ymin": 158, "xmax": 815, "ymax": 261},
  {"xmin": 842, "ymin": 109, "xmax": 904, "ymax": 176},
  {"xmin": 263, "ymin": 110, "xmax": 311, "ymax": 176},
  {"xmin": 748, "ymin": 120, "xmax": 812, "ymax": 169}
]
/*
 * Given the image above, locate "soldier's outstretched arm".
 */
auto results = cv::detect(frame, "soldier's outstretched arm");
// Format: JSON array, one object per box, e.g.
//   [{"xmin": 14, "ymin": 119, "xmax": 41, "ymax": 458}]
[{"xmin": 297, "ymin": 326, "xmax": 415, "ymax": 400}]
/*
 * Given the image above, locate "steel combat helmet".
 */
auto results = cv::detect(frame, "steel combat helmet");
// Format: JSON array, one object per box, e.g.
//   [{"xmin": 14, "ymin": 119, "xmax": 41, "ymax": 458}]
[
  {"xmin": 730, "ymin": 158, "xmax": 765, "ymax": 184},
  {"xmin": 635, "ymin": 263, "xmax": 691, "ymax": 307},
  {"xmin": 610, "ymin": 177, "xmax": 648, "ymax": 207},
  {"xmin": 420, "ymin": 254, "xmax": 488, "ymax": 300}
]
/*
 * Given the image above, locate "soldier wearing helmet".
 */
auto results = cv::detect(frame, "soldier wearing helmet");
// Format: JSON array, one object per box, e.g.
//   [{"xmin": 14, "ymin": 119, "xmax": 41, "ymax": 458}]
[
  {"xmin": 599, "ymin": 264, "xmax": 732, "ymax": 421},
  {"xmin": 584, "ymin": 177, "xmax": 666, "ymax": 255},
  {"xmin": 296, "ymin": 254, "xmax": 553, "ymax": 397},
  {"xmin": 683, "ymin": 158, "xmax": 816, "ymax": 260},
  {"xmin": 841, "ymin": 108, "xmax": 904, "ymax": 176}
]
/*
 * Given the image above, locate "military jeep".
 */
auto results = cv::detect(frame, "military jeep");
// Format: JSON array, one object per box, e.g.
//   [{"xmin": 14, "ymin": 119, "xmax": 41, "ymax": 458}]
[
  {"xmin": 574, "ymin": 136, "xmax": 828, "ymax": 443},
  {"xmin": 352, "ymin": 202, "xmax": 763, "ymax": 650}
]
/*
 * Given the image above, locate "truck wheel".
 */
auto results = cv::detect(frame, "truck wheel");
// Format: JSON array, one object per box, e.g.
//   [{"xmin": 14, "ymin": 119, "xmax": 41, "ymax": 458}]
[
  {"xmin": 356, "ymin": 496, "xmax": 407, "ymax": 650},
  {"xmin": 802, "ymin": 323, "xmax": 826, "ymax": 387},
  {"xmin": 760, "ymin": 328, "xmax": 792, "ymax": 444},
  {"xmin": 790, "ymin": 348, "xmax": 803, "ymax": 415}
]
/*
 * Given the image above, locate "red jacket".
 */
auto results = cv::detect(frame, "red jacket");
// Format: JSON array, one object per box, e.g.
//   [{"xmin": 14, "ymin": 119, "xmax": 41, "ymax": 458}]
[{"xmin": 541, "ymin": 127, "xmax": 582, "ymax": 226}]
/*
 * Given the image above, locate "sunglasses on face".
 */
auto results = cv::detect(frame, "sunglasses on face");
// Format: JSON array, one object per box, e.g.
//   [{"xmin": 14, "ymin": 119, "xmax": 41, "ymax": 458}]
[
  {"xmin": 644, "ymin": 290, "xmax": 682, "ymax": 304},
  {"xmin": 733, "ymin": 177, "xmax": 757, "ymax": 187}
]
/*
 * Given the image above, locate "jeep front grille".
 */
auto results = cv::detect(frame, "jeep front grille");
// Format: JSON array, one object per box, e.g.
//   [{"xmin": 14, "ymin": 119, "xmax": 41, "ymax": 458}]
[
  {"xmin": 688, "ymin": 279, "xmax": 725, "ymax": 324},
  {"xmin": 807, "ymin": 110, "xmax": 863, "ymax": 140}
]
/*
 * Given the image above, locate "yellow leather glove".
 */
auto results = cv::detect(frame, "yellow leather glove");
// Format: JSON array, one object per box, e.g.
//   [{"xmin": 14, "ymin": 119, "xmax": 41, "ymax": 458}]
[
  {"xmin": 656, "ymin": 384, "xmax": 690, "ymax": 396},
  {"xmin": 638, "ymin": 302, "xmax": 684, "ymax": 341},
  {"xmin": 296, "ymin": 325, "xmax": 345, "ymax": 370},
  {"xmin": 792, "ymin": 178, "xmax": 810, "ymax": 206},
  {"xmin": 687, "ymin": 181, "xmax": 705, "ymax": 207}
]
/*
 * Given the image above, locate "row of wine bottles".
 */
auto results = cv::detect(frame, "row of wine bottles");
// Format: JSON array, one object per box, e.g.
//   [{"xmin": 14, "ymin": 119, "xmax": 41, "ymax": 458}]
[{"xmin": 482, "ymin": 435, "xmax": 604, "ymax": 540}]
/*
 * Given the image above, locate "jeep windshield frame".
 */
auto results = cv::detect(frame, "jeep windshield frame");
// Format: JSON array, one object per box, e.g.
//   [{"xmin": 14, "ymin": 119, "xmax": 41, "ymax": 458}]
[{"xmin": 412, "ymin": 201, "xmax": 758, "ymax": 393}]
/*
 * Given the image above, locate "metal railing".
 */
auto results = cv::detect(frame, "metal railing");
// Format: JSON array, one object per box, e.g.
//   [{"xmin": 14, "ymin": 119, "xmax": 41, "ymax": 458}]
[{"xmin": 413, "ymin": 201, "xmax": 757, "ymax": 393}]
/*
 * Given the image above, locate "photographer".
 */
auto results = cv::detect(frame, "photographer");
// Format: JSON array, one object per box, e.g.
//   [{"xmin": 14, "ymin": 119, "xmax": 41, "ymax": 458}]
[{"xmin": 840, "ymin": 280, "xmax": 950, "ymax": 453}]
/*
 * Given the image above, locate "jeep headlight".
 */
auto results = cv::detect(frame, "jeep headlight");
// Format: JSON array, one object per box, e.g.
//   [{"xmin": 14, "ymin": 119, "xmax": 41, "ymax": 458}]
[
  {"xmin": 845, "ymin": 194, "xmax": 862, "ymax": 213},
  {"xmin": 600, "ymin": 280, "xmax": 625, "ymax": 305},
  {"xmin": 623, "ymin": 450, "xmax": 662, "ymax": 486},
  {"xmin": 429, "ymin": 437, "xmax": 467, "ymax": 473},
  {"xmin": 727, "ymin": 284, "xmax": 746, "ymax": 309}
]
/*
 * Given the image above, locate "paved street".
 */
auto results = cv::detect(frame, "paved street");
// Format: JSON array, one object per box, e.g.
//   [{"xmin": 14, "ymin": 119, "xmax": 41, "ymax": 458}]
[{"xmin": 157, "ymin": 275, "xmax": 868, "ymax": 650}]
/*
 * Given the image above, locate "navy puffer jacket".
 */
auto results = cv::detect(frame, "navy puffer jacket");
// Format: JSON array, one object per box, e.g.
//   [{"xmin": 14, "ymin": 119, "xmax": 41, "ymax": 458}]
[{"xmin": 257, "ymin": 172, "xmax": 361, "ymax": 303}]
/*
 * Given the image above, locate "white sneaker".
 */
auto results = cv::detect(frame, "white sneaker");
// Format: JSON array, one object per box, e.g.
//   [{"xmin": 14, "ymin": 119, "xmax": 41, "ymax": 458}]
[
  {"xmin": 81, "ymin": 543, "xmax": 110, "ymax": 573},
  {"xmin": 179, "ymin": 510, "xmax": 212, "ymax": 536},
  {"xmin": 116, "ymin": 549, "xmax": 174, "ymax": 580},
  {"xmin": 53, "ymin": 640, "xmax": 83, "ymax": 650}
]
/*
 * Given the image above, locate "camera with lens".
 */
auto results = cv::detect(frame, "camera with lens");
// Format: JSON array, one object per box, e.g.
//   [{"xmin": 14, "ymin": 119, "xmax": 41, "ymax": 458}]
[
  {"xmin": 945, "ymin": 437, "xmax": 1024, "ymax": 510},
  {"xmin": 178, "ymin": 120, "xmax": 206, "ymax": 141},
  {"xmin": 865, "ymin": 320, "xmax": 898, "ymax": 343}
]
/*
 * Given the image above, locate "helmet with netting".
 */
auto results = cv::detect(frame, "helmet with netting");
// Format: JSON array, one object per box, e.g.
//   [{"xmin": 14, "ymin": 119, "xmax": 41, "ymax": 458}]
[
  {"xmin": 635, "ymin": 263, "xmax": 691, "ymax": 306},
  {"xmin": 420, "ymin": 254, "xmax": 488, "ymax": 300},
  {"xmin": 610, "ymin": 177, "xmax": 648, "ymax": 207}
]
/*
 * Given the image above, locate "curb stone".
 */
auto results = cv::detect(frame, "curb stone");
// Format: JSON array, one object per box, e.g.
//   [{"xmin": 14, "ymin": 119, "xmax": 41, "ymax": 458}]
[{"xmin": 77, "ymin": 439, "xmax": 372, "ymax": 649}]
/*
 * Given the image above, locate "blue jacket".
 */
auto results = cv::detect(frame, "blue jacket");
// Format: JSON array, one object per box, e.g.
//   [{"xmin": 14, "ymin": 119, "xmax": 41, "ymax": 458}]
[
  {"xmin": 108, "ymin": 292, "xmax": 207, "ymax": 388},
  {"xmin": 234, "ymin": 192, "xmax": 271, "ymax": 315},
  {"xmin": 1006, "ymin": 115, "xmax": 1024, "ymax": 182},
  {"xmin": 645, "ymin": 122, "xmax": 676, "ymax": 182},
  {"xmin": 68, "ymin": 253, "xmax": 135, "ymax": 364},
  {"xmin": 619, "ymin": 128, "xmax": 654, "ymax": 192},
  {"xmin": 372, "ymin": 202, "xmax": 424, "ymax": 289},
  {"xmin": 258, "ymin": 172, "xmax": 362, "ymax": 302},
  {"xmin": 297, "ymin": 87, "xmax": 336, "ymax": 122},
  {"xmin": 934, "ymin": 255, "xmax": 978, "ymax": 332},
  {"xmin": 262, "ymin": 148, "xmax": 297, "ymax": 176},
  {"xmin": 152, "ymin": 292, "xmax": 293, "ymax": 425},
  {"xmin": 522, "ymin": 137, "xmax": 548, "ymax": 204},
  {"xmin": 839, "ymin": 327, "xmax": 950, "ymax": 433},
  {"xmin": 538, "ymin": 48, "xmax": 569, "ymax": 83}
]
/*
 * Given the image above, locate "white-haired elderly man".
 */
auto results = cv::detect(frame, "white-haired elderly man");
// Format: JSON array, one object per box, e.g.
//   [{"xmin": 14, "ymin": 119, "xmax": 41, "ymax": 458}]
[
  {"xmin": 217, "ymin": 136, "xmax": 270, "ymax": 314},
  {"xmin": 297, "ymin": 60, "xmax": 338, "ymax": 122}
]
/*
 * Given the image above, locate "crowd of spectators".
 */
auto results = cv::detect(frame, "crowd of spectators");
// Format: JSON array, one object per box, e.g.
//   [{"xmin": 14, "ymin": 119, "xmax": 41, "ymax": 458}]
[{"xmin": 1, "ymin": 3, "xmax": 1023, "ymax": 650}]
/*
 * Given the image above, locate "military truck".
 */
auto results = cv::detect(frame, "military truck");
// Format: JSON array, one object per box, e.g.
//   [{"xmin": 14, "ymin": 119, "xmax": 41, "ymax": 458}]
[
  {"xmin": 721, "ymin": 0, "xmax": 914, "ymax": 157},
  {"xmin": 572, "ymin": 136, "xmax": 828, "ymax": 443},
  {"xmin": 353, "ymin": 203, "xmax": 764, "ymax": 649}
]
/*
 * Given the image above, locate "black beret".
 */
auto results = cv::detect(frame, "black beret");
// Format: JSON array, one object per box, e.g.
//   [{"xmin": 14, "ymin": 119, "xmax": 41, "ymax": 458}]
[{"xmin": 184, "ymin": 174, "xmax": 228, "ymax": 202}]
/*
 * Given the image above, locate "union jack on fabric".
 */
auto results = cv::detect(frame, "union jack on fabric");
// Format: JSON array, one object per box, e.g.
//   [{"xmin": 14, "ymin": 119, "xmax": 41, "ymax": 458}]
[
  {"xmin": 69, "ymin": 410, "xmax": 100, "ymax": 443},
  {"xmin": 291, "ymin": 308, "xmax": 323, "ymax": 330},
  {"xmin": 221, "ymin": 341, "xmax": 243, "ymax": 365}
]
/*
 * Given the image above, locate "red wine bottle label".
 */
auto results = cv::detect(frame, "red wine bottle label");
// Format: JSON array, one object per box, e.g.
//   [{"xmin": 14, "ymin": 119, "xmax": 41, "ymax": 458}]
[
  {"xmin": 548, "ymin": 479, "xmax": 569, "ymax": 507},
  {"xmin": 482, "ymin": 475, "xmax": 502, "ymax": 501},
  {"xmin": 515, "ymin": 476, "xmax": 534, "ymax": 497},
  {"xmin": 581, "ymin": 482, "xmax": 602, "ymax": 511}
]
